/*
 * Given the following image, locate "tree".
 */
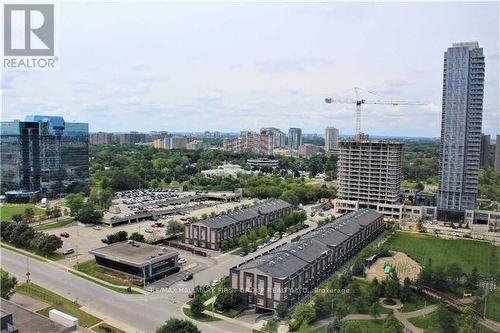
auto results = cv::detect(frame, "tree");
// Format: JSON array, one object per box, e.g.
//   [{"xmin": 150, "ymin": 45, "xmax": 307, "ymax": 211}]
[
  {"xmin": 276, "ymin": 302, "xmax": 287, "ymax": 318},
  {"xmin": 166, "ymin": 220, "xmax": 183, "ymax": 236},
  {"xmin": 190, "ymin": 295, "xmax": 205, "ymax": 318},
  {"xmin": 0, "ymin": 271, "xmax": 17, "ymax": 300},
  {"xmin": 258, "ymin": 225, "xmax": 268, "ymax": 239},
  {"xmin": 262, "ymin": 318, "xmax": 278, "ymax": 333},
  {"xmin": 292, "ymin": 303, "xmax": 316, "ymax": 327},
  {"xmin": 466, "ymin": 267, "xmax": 480, "ymax": 289},
  {"xmin": 298, "ymin": 322, "xmax": 312, "ymax": 333},
  {"xmin": 32, "ymin": 233, "xmax": 63, "ymax": 256},
  {"xmin": 314, "ymin": 293, "xmax": 332, "ymax": 319},
  {"xmin": 65, "ymin": 192, "xmax": 85, "ymax": 215},
  {"xmin": 76, "ymin": 202, "xmax": 103, "ymax": 224},
  {"xmin": 436, "ymin": 304, "xmax": 456, "ymax": 333},
  {"xmin": 370, "ymin": 302, "xmax": 380, "ymax": 318},
  {"xmin": 129, "ymin": 232, "xmax": 145, "ymax": 243},
  {"xmin": 344, "ymin": 321, "xmax": 362, "ymax": 333},
  {"xmin": 400, "ymin": 278, "xmax": 413, "ymax": 303},
  {"xmin": 457, "ymin": 307, "xmax": 480, "ymax": 333},
  {"xmin": 238, "ymin": 235, "xmax": 249, "ymax": 252},
  {"xmin": 156, "ymin": 318, "xmax": 200, "ymax": 333},
  {"xmin": 11, "ymin": 214, "xmax": 23, "ymax": 223},
  {"xmin": 24, "ymin": 207, "xmax": 35, "ymax": 222},
  {"xmin": 351, "ymin": 260, "xmax": 365, "ymax": 277},
  {"xmin": 326, "ymin": 317, "xmax": 344, "ymax": 333},
  {"xmin": 446, "ymin": 262, "xmax": 463, "ymax": 288},
  {"xmin": 382, "ymin": 314, "xmax": 404, "ymax": 333},
  {"xmin": 248, "ymin": 229, "xmax": 258, "ymax": 242}
]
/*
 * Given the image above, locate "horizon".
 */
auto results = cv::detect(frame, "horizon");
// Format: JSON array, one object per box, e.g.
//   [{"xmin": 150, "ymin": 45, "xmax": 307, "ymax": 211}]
[{"xmin": 2, "ymin": 2, "xmax": 499, "ymax": 137}]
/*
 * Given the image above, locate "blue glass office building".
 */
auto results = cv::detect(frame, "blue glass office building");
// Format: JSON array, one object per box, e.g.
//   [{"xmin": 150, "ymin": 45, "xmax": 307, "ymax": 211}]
[{"xmin": 1, "ymin": 115, "xmax": 89, "ymax": 197}]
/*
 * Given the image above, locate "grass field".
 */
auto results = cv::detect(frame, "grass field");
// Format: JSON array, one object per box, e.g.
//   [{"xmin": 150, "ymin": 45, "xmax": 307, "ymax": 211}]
[
  {"xmin": 182, "ymin": 307, "xmax": 221, "ymax": 322},
  {"xmin": 74, "ymin": 259, "xmax": 141, "ymax": 290},
  {"xmin": 34, "ymin": 218, "xmax": 74, "ymax": 231},
  {"xmin": 0, "ymin": 203, "xmax": 45, "ymax": 221},
  {"xmin": 16, "ymin": 282, "xmax": 102, "ymax": 327},
  {"xmin": 385, "ymin": 231, "xmax": 499, "ymax": 276},
  {"xmin": 474, "ymin": 287, "xmax": 500, "ymax": 322},
  {"xmin": 409, "ymin": 309, "xmax": 495, "ymax": 333},
  {"xmin": 312, "ymin": 320, "xmax": 384, "ymax": 333},
  {"xmin": 0, "ymin": 241, "xmax": 64, "ymax": 261}
]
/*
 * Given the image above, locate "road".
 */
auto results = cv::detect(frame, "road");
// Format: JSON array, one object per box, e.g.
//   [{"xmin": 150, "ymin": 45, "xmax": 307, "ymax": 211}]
[{"xmin": 1, "ymin": 205, "xmax": 320, "ymax": 332}]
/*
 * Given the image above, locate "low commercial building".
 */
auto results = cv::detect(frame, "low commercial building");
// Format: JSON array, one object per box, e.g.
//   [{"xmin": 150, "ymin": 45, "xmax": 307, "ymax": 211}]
[
  {"xmin": 229, "ymin": 209, "xmax": 384, "ymax": 310},
  {"xmin": 298, "ymin": 144, "xmax": 322, "ymax": 158},
  {"xmin": 184, "ymin": 199, "xmax": 293, "ymax": 250},
  {"xmin": 1, "ymin": 299, "xmax": 76, "ymax": 333},
  {"xmin": 89, "ymin": 241, "xmax": 179, "ymax": 282},
  {"xmin": 201, "ymin": 164, "xmax": 251, "ymax": 177},
  {"xmin": 246, "ymin": 159, "xmax": 279, "ymax": 168}
]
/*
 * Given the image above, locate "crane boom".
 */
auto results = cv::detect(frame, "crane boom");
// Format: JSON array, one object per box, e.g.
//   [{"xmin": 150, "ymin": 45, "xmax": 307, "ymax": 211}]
[{"xmin": 325, "ymin": 87, "xmax": 427, "ymax": 140}]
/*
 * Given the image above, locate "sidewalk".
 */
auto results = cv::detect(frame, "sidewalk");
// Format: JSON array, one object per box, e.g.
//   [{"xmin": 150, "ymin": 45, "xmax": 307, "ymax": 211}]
[{"xmin": 1, "ymin": 242, "xmax": 145, "ymax": 294}]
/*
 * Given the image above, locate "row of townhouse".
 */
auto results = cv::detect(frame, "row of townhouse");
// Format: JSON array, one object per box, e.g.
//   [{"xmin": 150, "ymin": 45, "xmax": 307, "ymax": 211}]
[
  {"xmin": 229, "ymin": 208, "xmax": 385, "ymax": 311},
  {"xmin": 184, "ymin": 199, "xmax": 293, "ymax": 250}
]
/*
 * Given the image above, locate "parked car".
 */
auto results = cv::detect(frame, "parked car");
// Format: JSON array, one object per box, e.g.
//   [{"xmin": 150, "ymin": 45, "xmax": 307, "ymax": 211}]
[
  {"xmin": 144, "ymin": 228, "xmax": 153, "ymax": 233},
  {"xmin": 282, "ymin": 232, "xmax": 289, "ymax": 237},
  {"xmin": 239, "ymin": 251, "xmax": 247, "ymax": 257},
  {"xmin": 155, "ymin": 222, "xmax": 164, "ymax": 227},
  {"xmin": 93, "ymin": 226, "xmax": 101, "ymax": 231},
  {"xmin": 211, "ymin": 279, "xmax": 221, "ymax": 287},
  {"xmin": 269, "ymin": 237, "xmax": 278, "ymax": 243},
  {"xmin": 59, "ymin": 232, "xmax": 70, "ymax": 238},
  {"xmin": 178, "ymin": 258, "xmax": 187, "ymax": 264},
  {"xmin": 62, "ymin": 248, "xmax": 74, "ymax": 255},
  {"xmin": 249, "ymin": 247, "xmax": 257, "ymax": 253},
  {"xmin": 257, "ymin": 244, "xmax": 265, "ymax": 249},
  {"xmin": 188, "ymin": 292, "xmax": 194, "ymax": 298},
  {"xmin": 182, "ymin": 273, "xmax": 193, "ymax": 281},
  {"xmin": 101, "ymin": 237, "xmax": 111, "ymax": 244}
]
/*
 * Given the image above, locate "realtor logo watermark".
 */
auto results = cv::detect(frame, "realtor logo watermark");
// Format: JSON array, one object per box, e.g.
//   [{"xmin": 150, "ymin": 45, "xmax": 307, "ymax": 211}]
[{"xmin": 3, "ymin": 3, "xmax": 58, "ymax": 69}]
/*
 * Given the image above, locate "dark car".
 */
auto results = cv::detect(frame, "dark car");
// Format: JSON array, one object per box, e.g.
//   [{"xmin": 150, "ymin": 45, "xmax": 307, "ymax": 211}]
[
  {"xmin": 101, "ymin": 237, "xmax": 111, "ymax": 244},
  {"xmin": 182, "ymin": 273, "xmax": 193, "ymax": 281},
  {"xmin": 239, "ymin": 251, "xmax": 247, "ymax": 257},
  {"xmin": 59, "ymin": 232, "xmax": 70, "ymax": 238},
  {"xmin": 249, "ymin": 247, "xmax": 257, "ymax": 253}
]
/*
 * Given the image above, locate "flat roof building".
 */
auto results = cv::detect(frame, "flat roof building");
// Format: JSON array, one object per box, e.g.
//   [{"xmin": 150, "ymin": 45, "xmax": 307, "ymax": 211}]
[
  {"xmin": 184, "ymin": 199, "xmax": 293, "ymax": 250},
  {"xmin": 230, "ymin": 209, "xmax": 384, "ymax": 311},
  {"xmin": 89, "ymin": 241, "xmax": 179, "ymax": 282},
  {"xmin": 1, "ymin": 298, "xmax": 76, "ymax": 333}
]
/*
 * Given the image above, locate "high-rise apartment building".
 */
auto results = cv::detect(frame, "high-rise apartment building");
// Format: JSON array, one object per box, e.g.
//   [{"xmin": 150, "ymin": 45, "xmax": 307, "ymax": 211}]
[
  {"xmin": 119, "ymin": 132, "xmax": 147, "ymax": 145},
  {"xmin": 437, "ymin": 42, "xmax": 485, "ymax": 211},
  {"xmin": 288, "ymin": 128, "xmax": 302, "ymax": 150},
  {"xmin": 90, "ymin": 132, "xmax": 114, "ymax": 145},
  {"xmin": 325, "ymin": 127, "xmax": 339, "ymax": 152},
  {"xmin": 336, "ymin": 140, "xmax": 403, "ymax": 206},
  {"xmin": 0, "ymin": 115, "xmax": 89, "ymax": 196},
  {"xmin": 169, "ymin": 136, "xmax": 188, "ymax": 149},
  {"xmin": 222, "ymin": 131, "xmax": 274, "ymax": 155},
  {"xmin": 260, "ymin": 127, "xmax": 286, "ymax": 148},
  {"xmin": 480, "ymin": 134, "xmax": 490, "ymax": 169},
  {"xmin": 495, "ymin": 135, "xmax": 500, "ymax": 173}
]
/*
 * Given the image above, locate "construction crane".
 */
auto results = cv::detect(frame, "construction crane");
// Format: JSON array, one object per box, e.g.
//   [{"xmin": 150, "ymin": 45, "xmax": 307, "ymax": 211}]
[{"xmin": 325, "ymin": 87, "xmax": 427, "ymax": 140}]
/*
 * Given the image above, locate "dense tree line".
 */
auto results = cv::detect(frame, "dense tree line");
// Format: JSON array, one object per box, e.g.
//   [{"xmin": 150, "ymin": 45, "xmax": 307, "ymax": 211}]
[{"xmin": 0, "ymin": 222, "xmax": 63, "ymax": 256}]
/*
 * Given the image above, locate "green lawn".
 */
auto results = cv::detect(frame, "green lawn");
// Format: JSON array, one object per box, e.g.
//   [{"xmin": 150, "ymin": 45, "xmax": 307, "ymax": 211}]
[
  {"xmin": 16, "ymin": 282, "xmax": 102, "ymax": 327},
  {"xmin": 182, "ymin": 307, "xmax": 221, "ymax": 322},
  {"xmin": 385, "ymin": 231, "xmax": 499, "ymax": 276},
  {"xmin": 400, "ymin": 294, "xmax": 431, "ymax": 313},
  {"xmin": 474, "ymin": 287, "xmax": 500, "ymax": 322},
  {"xmin": 34, "ymin": 218, "xmax": 74, "ymax": 231},
  {"xmin": 409, "ymin": 310, "xmax": 495, "ymax": 333},
  {"xmin": 312, "ymin": 320, "xmax": 384, "ymax": 333},
  {"xmin": 1, "ymin": 203, "xmax": 45, "ymax": 221},
  {"xmin": 74, "ymin": 259, "xmax": 141, "ymax": 290},
  {"xmin": 69, "ymin": 270, "xmax": 141, "ymax": 294}
]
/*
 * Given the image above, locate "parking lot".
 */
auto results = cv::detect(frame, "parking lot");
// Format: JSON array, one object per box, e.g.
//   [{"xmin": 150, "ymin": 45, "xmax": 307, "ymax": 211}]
[{"xmin": 46, "ymin": 198, "xmax": 256, "ymax": 268}]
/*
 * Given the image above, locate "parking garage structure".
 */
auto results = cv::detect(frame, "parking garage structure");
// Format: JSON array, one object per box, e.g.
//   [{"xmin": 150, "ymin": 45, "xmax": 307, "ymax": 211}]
[
  {"xmin": 184, "ymin": 199, "xmax": 293, "ymax": 250},
  {"xmin": 229, "ymin": 209, "xmax": 385, "ymax": 311},
  {"xmin": 89, "ymin": 241, "xmax": 179, "ymax": 282}
]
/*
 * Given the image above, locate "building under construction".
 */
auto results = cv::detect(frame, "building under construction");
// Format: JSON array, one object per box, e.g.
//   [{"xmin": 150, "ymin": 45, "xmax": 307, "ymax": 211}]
[{"xmin": 334, "ymin": 140, "xmax": 404, "ymax": 219}]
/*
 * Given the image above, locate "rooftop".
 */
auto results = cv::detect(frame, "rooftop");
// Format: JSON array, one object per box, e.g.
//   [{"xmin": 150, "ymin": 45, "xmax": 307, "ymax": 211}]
[
  {"xmin": 1, "ymin": 299, "xmax": 73, "ymax": 333},
  {"xmin": 89, "ymin": 241, "xmax": 177, "ymax": 266}
]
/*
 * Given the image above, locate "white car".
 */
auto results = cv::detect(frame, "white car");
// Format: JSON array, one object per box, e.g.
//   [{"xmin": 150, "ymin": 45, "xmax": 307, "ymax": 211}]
[
  {"xmin": 93, "ymin": 226, "xmax": 101, "ymax": 230},
  {"xmin": 178, "ymin": 258, "xmax": 187, "ymax": 264},
  {"xmin": 211, "ymin": 279, "xmax": 221, "ymax": 287},
  {"xmin": 269, "ymin": 237, "xmax": 278, "ymax": 243},
  {"xmin": 282, "ymin": 232, "xmax": 289, "ymax": 237},
  {"xmin": 144, "ymin": 228, "xmax": 154, "ymax": 233},
  {"xmin": 257, "ymin": 244, "xmax": 265, "ymax": 249}
]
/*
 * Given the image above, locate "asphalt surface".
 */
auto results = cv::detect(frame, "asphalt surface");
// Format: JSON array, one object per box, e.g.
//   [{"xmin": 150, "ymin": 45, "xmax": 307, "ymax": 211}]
[{"xmin": 1, "ymin": 205, "xmax": 321, "ymax": 333}]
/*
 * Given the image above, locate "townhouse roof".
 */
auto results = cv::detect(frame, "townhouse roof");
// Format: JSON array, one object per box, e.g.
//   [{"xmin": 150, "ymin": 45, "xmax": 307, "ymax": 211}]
[
  {"xmin": 237, "ymin": 251, "xmax": 308, "ymax": 279},
  {"xmin": 278, "ymin": 238, "xmax": 330, "ymax": 263}
]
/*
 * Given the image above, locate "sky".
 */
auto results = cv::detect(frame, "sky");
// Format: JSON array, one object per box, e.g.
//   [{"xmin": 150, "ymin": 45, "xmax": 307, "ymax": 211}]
[{"xmin": 2, "ymin": 1, "xmax": 499, "ymax": 137}]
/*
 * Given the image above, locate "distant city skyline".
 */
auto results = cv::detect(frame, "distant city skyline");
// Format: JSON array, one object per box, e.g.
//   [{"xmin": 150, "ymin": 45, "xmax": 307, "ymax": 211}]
[{"xmin": 2, "ymin": 2, "xmax": 499, "ymax": 137}]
